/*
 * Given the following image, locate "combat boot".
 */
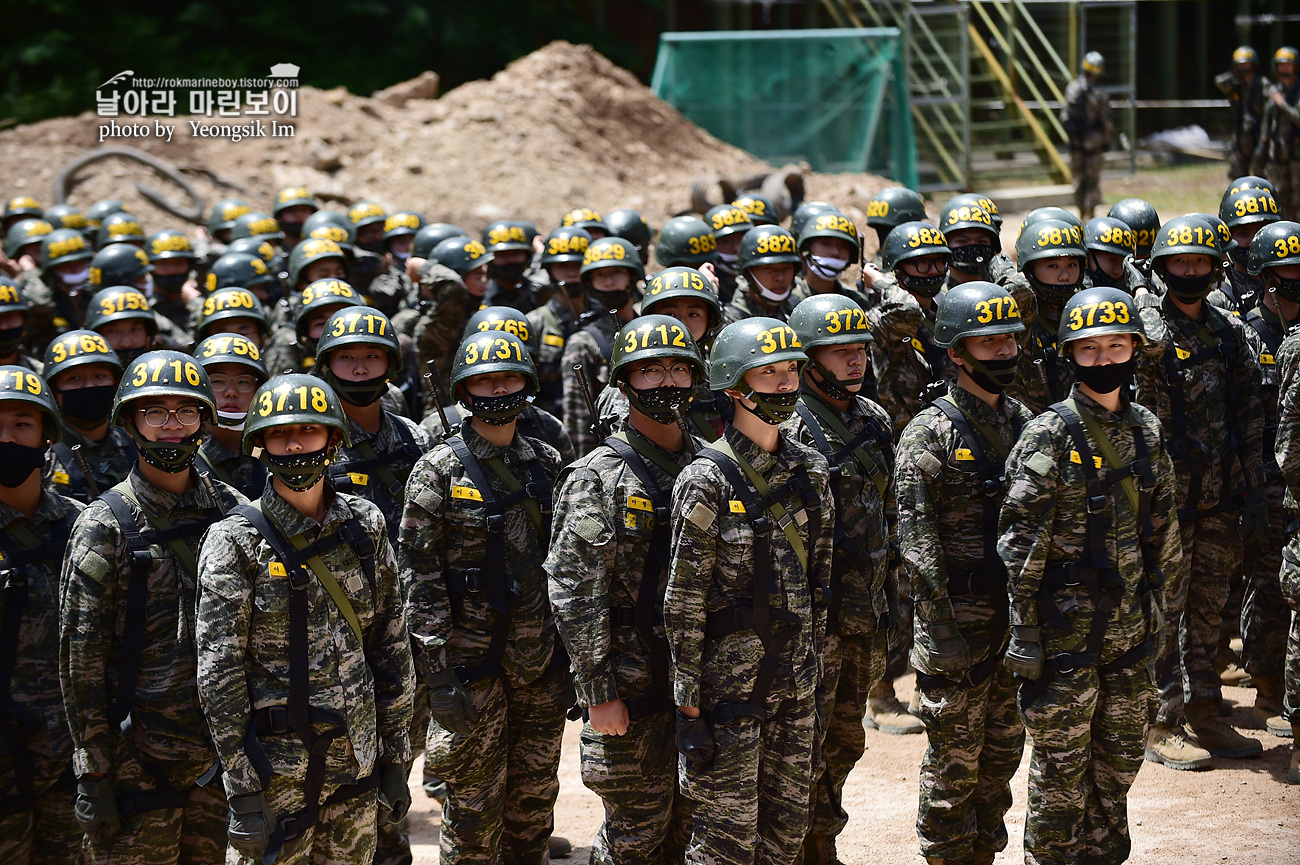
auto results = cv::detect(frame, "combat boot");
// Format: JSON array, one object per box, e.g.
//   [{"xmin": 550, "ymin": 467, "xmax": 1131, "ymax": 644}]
[
  {"xmin": 971, "ymin": 852, "xmax": 996, "ymax": 865},
  {"xmin": 549, "ymin": 836, "xmax": 573, "ymax": 859},
  {"xmin": 1144, "ymin": 725, "xmax": 1212, "ymax": 770},
  {"xmin": 802, "ymin": 833, "xmax": 842, "ymax": 865},
  {"xmin": 866, "ymin": 692, "xmax": 925, "ymax": 735},
  {"xmin": 1252, "ymin": 676, "xmax": 1290, "ymax": 736},
  {"xmin": 1185, "ymin": 701, "xmax": 1263, "ymax": 758}
]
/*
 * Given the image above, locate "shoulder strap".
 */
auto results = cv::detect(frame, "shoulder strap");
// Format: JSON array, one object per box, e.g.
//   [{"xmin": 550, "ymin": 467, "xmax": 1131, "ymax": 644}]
[
  {"xmin": 0, "ymin": 515, "xmax": 69, "ymax": 716},
  {"xmin": 582, "ymin": 322, "xmax": 613, "ymax": 365},
  {"xmin": 49, "ymin": 441, "xmax": 92, "ymax": 500},
  {"xmin": 932, "ymin": 396, "xmax": 1006, "ymax": 573},
  {"xmin": 101, "ymin": 488, "xmax": 152, "ymax": 730},
  {"xmin": 796, "ymin": 397, "xmax": 893, "ymax": 497}
]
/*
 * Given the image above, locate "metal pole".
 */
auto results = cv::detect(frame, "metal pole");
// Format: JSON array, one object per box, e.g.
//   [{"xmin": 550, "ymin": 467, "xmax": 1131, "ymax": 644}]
[
  {"xmin": 962, "ymin": 6, "xmax": 972, "ymax": 191},
  {"xmin": 1129, "ymin": 1, "xmax": 1137, "ymax": 175}
]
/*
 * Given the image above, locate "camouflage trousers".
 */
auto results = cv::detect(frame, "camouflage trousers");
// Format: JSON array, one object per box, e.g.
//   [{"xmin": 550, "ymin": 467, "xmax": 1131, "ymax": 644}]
[
  {"xmin": 425, "ymin": 665, "xmax": 567, "ymax": 865},
  {"xmin": 231, "ymin": 790, "xmax": 378, "ymax": 865},
  {"xmin": 1071, "ymin": 148, "xmax": 1105, "ymax": 216},
  {"xmin": 1155, "ymin": 511, "xmax": 1242, "ymax": 727},
  {"xmin": 1241, "ymin": 493, "xmax": 1288, "ymax": 683},
  {"xmin": 881, "ymin": 565, "xmax": 914, "ymax": 690},
  {"xmin": 0, "ymin": 774, "xmax": 82, "ymax": 865},
  {"xmin": 375, "ymin": 680, "xmax": 430, "ymax": 865},
  {"xmin": 1276, "ymin": 534, "xmax": 1300, "ymax": 721},
  {"xmin": 1267, "ymin": 160, "xmax": 1300, "ymax": 221},
  {"xmin": 580, "ymin": 708, "xmax": 691, "ymax": 865},
  {"xmin": 1018, "ymin": 658, "xmax": 1153, "ymax": 865},
  {"xmin": 86, "ymin": 753, "xmax": 226, "ymax": 865},
  {"xmin": 809, "ymin": 630, "xmax": 887, "ymax": 839},
  {"xmin": 680, "ymin": 691, "xmax": 816, "ymax": 865},
  {"xmin": 915, "ymin": 598, "xmax": 1024, "ymax": 862},
  {"xmin": 1229, "ymin": 145, "xmax": 1253, "ymax": 180}
]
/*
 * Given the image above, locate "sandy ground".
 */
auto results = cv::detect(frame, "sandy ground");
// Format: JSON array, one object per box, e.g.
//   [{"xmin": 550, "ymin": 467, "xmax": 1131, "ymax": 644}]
[{"xmin": 401, "ymin": 676, "xmax": 1295, "ymax": 865}]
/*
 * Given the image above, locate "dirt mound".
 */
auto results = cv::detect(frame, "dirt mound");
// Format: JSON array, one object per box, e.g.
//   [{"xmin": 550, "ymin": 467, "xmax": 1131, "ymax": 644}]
[{"xmin": 0, "ymin": 41, "xmax": 894, "ymax": 253}]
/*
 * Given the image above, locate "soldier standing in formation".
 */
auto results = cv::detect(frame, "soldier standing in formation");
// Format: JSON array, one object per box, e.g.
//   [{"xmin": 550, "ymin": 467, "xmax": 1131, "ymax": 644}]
[{"xmin": 1062, "ymin": 51, "xmax": 1114, "ymax": 220}]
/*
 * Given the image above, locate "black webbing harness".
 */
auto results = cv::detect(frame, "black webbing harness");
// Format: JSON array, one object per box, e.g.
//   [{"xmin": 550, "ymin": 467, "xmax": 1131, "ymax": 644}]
[
  {"xmin": 793, "ymin": 398, "xmax": 894, "ymax": 636},
  {"xmin": 328, "ymin": 413, "xmax": 423, "ymax": 539},
  {"xmin": 599, "ymin": 431, "xmax": 679, "ymax": 721},
  {"xmin": 229, "ymin": 498, "xmax": 379, "ymax": 865},
  {"xmin": 0, "ymin": 514, "xmax": 72, "ymax": 812},
  {"xmin": 917, "ymin": 397, "xmax": 1022, "ymax": 691},
  {"xmin": 1159, "ymin": 308, "xmax": 1243, "ymax": 524},
  {"xmin": 442, "ymin": 431, "xmax": 552, "ymax": 687},
  {"xmin": 1245, "ymin": 309, "xmax": 1284, "ymax": 466},
  {"xmin": 695, "ymin": 442, "xmax": 823, "ymax": 724},
  {"xmin": 100, "ymin": 484, "xmax": 224, "ymax": 819},
  {"xmin": 1021, "ymin": 400, "xmax": 1163, "ymax": 703},
  {"xmin": 1031, "ymin": 318, "xmax": 1064, "ymax": 405}
]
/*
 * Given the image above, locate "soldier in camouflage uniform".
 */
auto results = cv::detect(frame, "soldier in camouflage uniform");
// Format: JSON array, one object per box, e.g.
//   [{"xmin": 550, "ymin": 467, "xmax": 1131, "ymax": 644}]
[
  {"xmin": 783, "ymin": 295, "xmax": 894, "ymax": 865},
  {"xmin": 999, "ymin": 285, "xmax": 1181, "ymax": 865},
  {"xmin": 527, "ymin": 226, "xmax": 595, "ymax": 418},
  {"xmin": 1219, "ymin": 186, "xmax": 1281, "ymax": 311},
  {"xmin": 1062, "ymin": 52, "xmax": 1114, "ymax": 220},
  {"xmin": 563, "ymin": 237, "xmax": 642, "ymax": 458},
  {"xmin": 864, "ymin": 187, "xmax": 928, "ymax": 270},
  {"xmin": 790, "ymin": 208, "xmax": 871, "ymax": 311},
  {"xmin": 896, "ymin": 283, "xmax": 1031, "ymax": 865},
  {"xmin": 1256, "ymin": 47, "xmax": 1300, "ymax": 219},
  {"xmin": 27, "ymin": 228, "xmax": 95, "ymax": 349},
  {"xmin": 195, "ymin": 374, "xmax": 415, "ymax": 865},
  {"xmin": 655, "ymin": 217, "xmax": 721, "ymax": 297},
  {"xmin": 1217, "ymin": 47, "xmax": 1271, "ymax": 180},
  {"xmin": 262, "ymin": 241, "xmax": 357, "ymax": 374},
  {"xmin": 193, "ymin": 334, "xmax": 269, "ymax": 500},
  {"xmin": 61, "ymin": 350, "xmax": 247, "ymax": 865},
  {"xmin": 0, "ymin": 277, "xmax": 46, "ymax": 373},
  {"xmin": 412, "ymin": 238, "xmax": 493, "ymax": 407},
  {"xmin": 1082, "ymin": 217, "xmax": 1136, "ymax": 291},
  {"xmin": 0, "ymin": 366, "xmax": 84, "ymax": 864},
  {"xmin": 483, "ymin": 220, "xmax": 543, "ymax": 313},
  {"xmin": 664, "ymin": 317, "xmax": 832, "ymax": 865},
  {"xmin": 1245, "ymin": 223, "xmax": 1300, "ymax": 744},
  {"xmin": 41, "ymin": 330, "xmax": 136, "ymax": 503},
  {"xmin": 367, "ymin": 212, "xmax": 421, "ymax": 318},
  {"xmin": 1134, "ymin": 216, "xmax": 1267, "ymax": 768},
  {"xmin": 399, "ymin": 330, "xmax": 567, "ymax": 865},
  {"xmin": 192, "ymin": 285, "xmax": 273, "ymax": 353},
  {"xmin": 703, "ymin": 205, "xmax": 753, "ymax": 304},
  {"xmin": 547, "ymin": 315, "xmax": 706, "ymax": 865},
  {"xmin": 721, "ymin": 225, "xmax": 799, "ymax": 326}
]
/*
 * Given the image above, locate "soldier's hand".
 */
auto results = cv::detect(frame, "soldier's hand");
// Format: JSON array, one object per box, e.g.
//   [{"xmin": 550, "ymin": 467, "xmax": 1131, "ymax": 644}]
[
  {"xmin": 227, "ymin": 792, "xmax": 275, "ymax": 859},
  {"xmin": 698, "ymin": 262, "xmax": 720, "ymax": 290},
  {"xmin": 74, "ymin": 776, "xmax": 121, "ymax": 843},
  {"xmin": 378, "ymin": 762, "xmax": 412, "ymax": 824},
  {"xmin": 428, "ymin": 668, "xmax": 479, "ymax": 737},
  {"xmin": 925, "ymin": 620, "xmax": 971, "ymax": 673},
  {"xmin": 1274, "ymin": 91, "xmax": 1287, "ymax": 106},
  {"xmin": 675, "ymin": 709, "xmax": 715, "ymax": 769},
  {"xmin": 860, "ymin": 263, "xmax": 884, "ymax": 288},
  {"xmin": 1240, "ymin": 486, "xmax": 1269, "ymax": 545},
  {"xmin": 1004, "ymin": 626, "xmax": 1044, "ymax": 680},
  {"xmin": 588, "ymin": 698, "xmax": 630, "ymax": 736}
]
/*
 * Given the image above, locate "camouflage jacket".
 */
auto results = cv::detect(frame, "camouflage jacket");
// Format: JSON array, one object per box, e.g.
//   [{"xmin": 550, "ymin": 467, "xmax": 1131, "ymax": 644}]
[
  {"xmin": 421, "ymin": 402, "xmax": 575, "ymax": 468},
  {"xmin": 484, "ymin": 277, "xmax": 543, "ymax": 314},
  {"xmin": 1214, "ymin": 70, "xmax": 1269, "ymax": 148},
  {"xmin": 329, "ymin": 411, "xmax": 435, "ymax": 540},
  {"xmin": 261, "ymin": 325, "xmax": 312, "ymax": 376},
  {"xmin": 414, "ymin": 262, "xmax": 481, "ymax": 403},
  {"xmin": 664, "ymin": 426, "xmax": 832, "ymax": 709},
  {"xmin": 896, "ymin": 384, "xmax": 1033, "ymax": 632},
  {"xmin": 22, "ymin": 272, "xmax": 90, "ymax": 353},
  {"xmin": 562, "ymin": 313, "xmax": 619, "ymax": 459},
  {"xmin": 195, "ymin": 484, "xmax": 414, "ymax": 798},
  {"xmin": 367, "ymin": 266, "xmax": 414, "ymax": 319},
  {"xmin": 1135, "ymin": 293, "xmax": 1266, "ymax": 514},
  {"xmin": 527, "ymin": 295, "xmax": 599, "ymax": 419},
  {"xmin": 1272, "ymin": 328, "xmax": 1300, "ymax": 510},
  {"xmin": 790, "ymin": 275, "xmax": 873, "ymax": 311},
  {"xmin": 1222, "ymin": 267, "xmax": 1267, "ymax": 314},
  {"xmin": 1009, "ymin": 311, "xmax": 1075, "ymax": 416},
  {"xmin": 60, "ymin": 468, "xmax": 246, "ymax": 780},
  {"xmin": 1062, "ymin": 74, "xmax": 1113, "ymax": 152},
  {"xmin": 1256, "ymin": 77, "xmax": 1300, "ymax": 163},
  {"xmin": 783, "ymin": 388, "xmax": 894, "ymax": 636},
  {"xmin": 0, "ymin": 486, "xmax": 83, "ymax": 792},
  {"xmin": 399, "ymin": 423, "xmax": 562, "ymax": 688},
  {"xmin": 196, "ymin": 433, "xmax": 267, "ymax": 501},
  {"xmin": 999, "ymin": 386, "xmax": 1182, "ymax": 660},
  {"xmin": 721, "ymin": 284, "xmax": 795, "ymax": 327},
  {"xmin": 1243, "ymin": 303, "xmax": 1286, "ymax": 486},
  {"xmin": 44, "ymin": 422, "xmax": 136, "ymax": 504},
  {"xmin": 546, "ymin": 429, "xmax": 697, "ymax": 708},
  {"xmin": 867, "ymin": 281, "xmax": 946, "ymax": 433}
]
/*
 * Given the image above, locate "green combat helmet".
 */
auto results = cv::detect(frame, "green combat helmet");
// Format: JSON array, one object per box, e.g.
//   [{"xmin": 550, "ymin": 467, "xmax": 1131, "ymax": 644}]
[
  {"xmin": 655, "ymin": 216, "xmax": 717, "ymax": 267},
  {"xmin": 413, "ymin": 224, "xmax": 469, "ymax": 260},
  {"xmin": 272, "ymin": 186, "xmax": 319, "ymax": 220},
  {"xmin": 559, "ymin": 207, "xmax": 608, "ymax": 236},
  {"xmin": 88, "ymin": 243, "xmax": 152, "ymax": 290},
  {"xmin": 606, "ymin": 209, "xmax": 653, "ymax": 259},
  {"xmin": 789, "ymin": 293, "xmax": 873, "ymax": 399},
  {"xmin": 85, "ymin": 199, "xmax": 130, "ymax": 229},
  {"xmin": 1082, "ymin": 51, "xmax": 1104, "ymax": 77},
  {"xmin": 112, "ymin": 349, "xmax": 215, "ymax": 472},
  {"xmin": 705, "ymin": 204, "xmax": 754, "ymax": 241},
  {"xmin": 383, "ymin": 212, "xmax": 424, "ymax": 248},
  {"xmin": 1021, "ymin": 206, "xmax": 1082, "ymax": 233},
  {"xmin": 226, "ymin": 237, "xmax": 276, "ymax": 264},
  {"xmin": 1016, "ymin": 217, "xmax": 1086, "ymax": 308},
  {"xmin": 482, "ymin": 219, "xmax": 532, "ymax": 254},
  {"xmin": 348, "ymin": 201, "xmax": 388, "ymax": 233},
  {"xmin": 39, "ymin": 228, "xmax": 94, "ymax": 275},
  {"xmin": 43, "ymin": 329, "xmax": 122, "ymax": 382},
  {"xmin": 195, "ymin": 332, "xmax": 269, "ymax": 381},
  {"xmin": 287, "ymin": 237, "xmax": 346, "ymax": 290},
  {"xmin": 934, "ymin": 281, "xmax": 1025, "ymax": 394},
  {"xmin": 1248, "ymin": 221, "xmax": 1300, "ymax": 305},
  {"xmin": 0, "ymin": 364, "xmax": 61, "ymax": 443},
  {"xmin": 1219, "ymin": 186, "xmax": 1280, "ymax": 231},
  {"xmin": 207, "ymin": 199, "xmax": 252, "ymax": 239},
  {"xmin": 432, "ymin": 237, "xmax": 493, "ymax": 277},
  {"xmin": 866, "ymin": 187, "xmax": 927, "ymax": 248},
  {"xmin": 1107, "ymin": 199, "xmax": 1161, "ymax": 258},
  {"xmin": 1274, "ymin": 46, "xmax": 1298, "ymax": 73},
  {"xmin": 207, "ymin": 252, "xmax": 274, "ymax": 293},
  {"xmin": 95, "ymin": 212, "xmax": 146, "ymax": 250},
  {"xmin": 737, "ymin": 224, "xmax": 801, "ymax": 272},
  {"xmin": 3, "ymin": 195, "xmax": 43, "ymax": 225},
  {"xmin": 1057, "ymin": 285, "xmax": 1143, "ymax": 348},
  {"xmin": 540, "ymin": 226, "xmax": 591, "ymax": 266},
  {"xmin": 0, "ymin": 279, "xmax": 31, "ymax": 354},
  {"xmin": 732, "ymin": 194, "xmax": 779, "ymax": 227},
  {"xmin": 449, "ymin": 329, "xmax": 538, "ymax": 425},
  {"xmin": 301, "ymin": 210, "xmax": 355, "ymax": 254},
  {"xmin": 315, "ymin": 305, "xmax": 402, "ymax": 406},
  {"xmin": 1227, "ymin": 175, "xmax": 1277, "ymax": 198},
  {"xmin": 939, "ymin": 195, "xmax": 1000, "ymax": 275},
  {"xmin": 643, "ymin": 266, "xmax": 723, "ymax": 334},
  {"xmin": 230, "ymin": 212, "xmax": 282, "ymax": 245},
  {"xmin": 146, "ymin": 229, "xmax": 196, "ymax": 264},
  {"xmin": 85, "ymin": 286, "xmax": 157, "ymax": 338},
  {"xmin": 194, "ymin": 287, "xmax": 270, "ymax": 341},
  {"xmin": 1083, "ymin": 216, "xmax": 1136, "ymax": 286},
  {"xmin": 609, "ymin": 313, "xmax": 705, "ymax": 422},
  {"xmin": 466, "ymin": 306, "xmax": 539, "ymax": 358},
  {"xmin": 581, "ymin": 237, "xmax": 645, "ymax": 285},
  {"xmin": 293, "ymin": 278, "xmax": 363, "ymax": 340},
  {"xmin": 797, "ymin": 209, "xmax": 861, "ymax": 258},
  {"xmin": 709, "ymin": 316, "xmax": 806, "ymax": 423},
  {"xmin": 243, "ymin": 374, "xmax": 350, "ymax": 491},
  {"xmin": 5, "ymin": 218, "xmax": 53, "ymax": 259},
  {"xmin": 789, "ymin": 201, "xmax": 839, "ymax": 241},
  {"xmin": 881, "ymin": 221, "xmax": 951, "ymax": 298},
  {"xmin": 42, "ymin": 204, "xmax": 88, "ymax": 233}
]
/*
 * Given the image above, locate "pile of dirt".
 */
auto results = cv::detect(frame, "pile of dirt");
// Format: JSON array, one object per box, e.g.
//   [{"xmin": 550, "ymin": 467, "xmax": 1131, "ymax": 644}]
[{"xmin": 0, "ymin": 41, "xmax": 895, "ymax": 255}]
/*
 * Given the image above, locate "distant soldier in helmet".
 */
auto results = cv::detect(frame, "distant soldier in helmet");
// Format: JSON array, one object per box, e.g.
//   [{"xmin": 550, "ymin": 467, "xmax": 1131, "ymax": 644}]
[
  {"xmin": 0, "ymin": 276, "xmax": 45, "ymax": 371},
  {"xmin": 61, "ymin": 350, "xmax": 247, "ymax": 865},
  {"xmin": 193, "ymin": 333, "xmax": 269, "ymax": 500},
  {"xmin": 271, "ymin": 186, "xmax": 319, "ymax": 253},
  {"xmin": 1255, "ymin": 47, "xmax": 1300, "ymax": 219},
  {"xmin": 1217, "ymin": 47, "xmax": 1271, "ymax": 179},
  {"xmin": 722, "ymin": 224, "xmax": 801, "ymax": 326},
  {"xmin": 527, "ymin": 225, "xmax": 597, "ymax": 418},
  {"xmin": 195, "ymin": 374, "xmax": 414, "ymax": 865},
  {"xmin": 262, "ymin": 276, "xmax": 363, "ymax": 375},
  {"xmin": 483, "ymin": 219, "xmax": 544, "ymax": 313},
  {"xmin": 411, "ymin": 235, "xmax": 493, "ymax": 404},
  {"xmin": 1062, "ymin": 51, "xmax": 1114, "ymax": 219}
]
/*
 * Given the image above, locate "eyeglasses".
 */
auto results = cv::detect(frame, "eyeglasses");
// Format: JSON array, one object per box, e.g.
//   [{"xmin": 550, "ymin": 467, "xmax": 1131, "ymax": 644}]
[
  {"xmin": 138, "ymin": 405, "xmax": 203, "ymax": 427},
  {"xmin": 208, "ymin": 374, "xmax": 260, "ymax": 393},
  {"xmin": 635, "ymin": 363, "xmax": 695, "ymax": 386}
]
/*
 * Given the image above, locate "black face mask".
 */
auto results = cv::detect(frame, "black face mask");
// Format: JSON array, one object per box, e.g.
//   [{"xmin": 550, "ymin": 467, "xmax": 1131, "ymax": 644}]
[
  {"xmin": 279, "ymin": 221, "xmax": 304, "ymax": 240},
  {"xmin": 1271, "ymin": 276, "xmax": 1300, "ymax": 303},
  {"xmin": 897, "ymin": 270, "xmax": 946, "ymax": 298},
  {"xmin": 808, "ymin": 363, "xmax": 864, "ymax": 400},
  {"xmin": 332, "ymin": 373, "xmax": 389, "ymax": 406},
  {"xmin": 594, "ymin": 289, "xmax": 630, "ymax": 311},
  {"xmin": 115, "ymin": 346, "xmax": 149, "ymax": 367},
  {"xmin": 0, "ymin": 325, "xmax": 25, "ymax": 355},
  {"xmin": 466, "ymin": 391, "xmax": 530, "ymax": 425},
  {"xmin": 1073, "ymin": 355, "xmax": 1137, "ymax": 394},
  {"xmin": 263, "ymin": 444, "xmax": 332, "ymax": 491},
  {"xmin": 624, "ymin": 384, "xmax": 694, "ymax": 424},
  {"xmin": 959, "ymin": 352, "xmax": 1019, "ymax": 395},
  {"xmin": 559, "ymin": 281, "xmax": 585, "ymax": 300},
  {"xmin": 153, "ymin": 273, "xmax": 188, "ymax": 296},
  {"xmin": 58, "ymin": 384, "xmax": 116, "ymax": 423},
  {"xmin": 492, "ymin": 262, "xmax": 528, "ymax": 287},
  {"xmin": 1029, "ymin": 276, "xmax": 1082, "ymax": 312},
  {"xmin": 1163, "ymin": 271, "xmax": 1216, "ymax": 303},
  {"xmin": 1229, "ymin": 246, "xmax": 1251, "ymax": 271},
  {"xmin": 950, "ymin": 243, "xmax": 996, "ymax": 275},
  {"xmin": 739, "ymin": 389, "xmax": 800, "ymax": 424},
  {"xmin": 1085, "ymin": 253, "xmax": 1122, "ymax": 289},
  {"xmin": 358, "ymin": 240, "xmax": 386, "ymax": 254},
  {"xmin": 0, "ymin": 441, "xmax": 46, "ymax": 487}
]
